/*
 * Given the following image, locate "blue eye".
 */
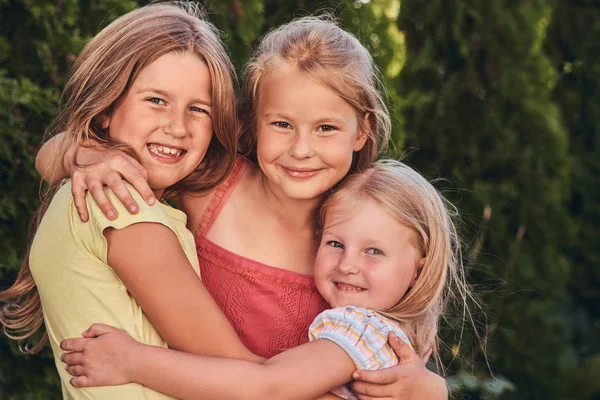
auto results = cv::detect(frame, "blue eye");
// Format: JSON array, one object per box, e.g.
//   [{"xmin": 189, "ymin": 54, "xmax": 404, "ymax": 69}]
[
  {"xmin": 327, "ymin": 240, "xmax": 344, "ymax": 249},
  {"xmin": 273, "ymin": 121, "xmax": 292, "ymax": 129},
  {"xmin": 148, "ymin": 97, "xmax": 165, "ymax": 105},
  {"xmin": 366, "ymin": 248, "xmax": 384, "ymax": 256}
]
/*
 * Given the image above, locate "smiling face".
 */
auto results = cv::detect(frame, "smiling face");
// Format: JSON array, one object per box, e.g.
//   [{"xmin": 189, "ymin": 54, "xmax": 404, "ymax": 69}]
[
  {"xmin": 254, "ymin": 63, "xmax": 367, "ymax": 202},
  {"xmin": 314, "ymin": 198, "xmax": 425, "ymax": 310},
  {"xmin": 106, "ymin": 51, "xmax": 213, "ymax": 198}
]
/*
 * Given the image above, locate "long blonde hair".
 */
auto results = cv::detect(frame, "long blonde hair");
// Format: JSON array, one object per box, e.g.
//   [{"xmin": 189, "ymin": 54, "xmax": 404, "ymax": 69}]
[
  {"xmin": 0, "ymin": 2, "xmax": 238, "ymax": 353},
  {"xmin": 239, "ymin": 16, "xmax": 391, "ymax": 172},
  {"xmin": 319, "ymin": 160, "xmax": 470, "ymax": 366}
]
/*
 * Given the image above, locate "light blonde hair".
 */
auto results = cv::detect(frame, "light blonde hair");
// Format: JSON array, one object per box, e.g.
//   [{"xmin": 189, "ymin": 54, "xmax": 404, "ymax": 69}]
[
  {"xmin": 239, "ymin": 16, "xmax": 391, "ymax": 172},
  {"xmin": 0, "ymin": 2, "xmax": 238, "ymax": 353},
  {"xmin": 319, "ymin": 160, "xmax": 470, "ymax": 367}
]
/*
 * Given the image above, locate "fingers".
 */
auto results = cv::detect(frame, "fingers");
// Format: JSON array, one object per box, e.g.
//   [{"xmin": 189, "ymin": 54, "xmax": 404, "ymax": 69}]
[
  {"xmin": 60, "ymin": 351, "xmax": 85, "ymax": 366},
  {"xmin": 69, "ymin": 152, "xmax": 154, "ymax": 221},
  {"xmin": 351, "ymin": 377, "xmax": 394, "ymax": 398},
  {"xmin": 388, "ymin": 333, "xmax": 420, "ymax": 364},
  {"xmin": 82, "ymin": 322, "xmax": 117, "ymax": 338},
  {"xmin": 60, "ymin": 338, "xmax": 87, "ymax": 352},
  {"xmin": 70, "ymin": 376, "xmax": 92, "ymax": 388},
  {"xmin": 71, "ymin": 178, "xmax": 90, "ymax": 222},
  {"xmin": 105, "ymin": 172, "xmax": 140, "ymax": 214},
  {"xmin": 66, "ymin": 364, "xmax": 85, "ymax": 377},
  {"xmin": 119, "ymin": 158, "xmax": 154, "ymax": 206},
  {"xmin": 353, "ymin": 368, "xmax": 396, "ymax": 385},
  {"xmin": 87, "ymin": 181, "xmax": 117, "ymax": 220}
]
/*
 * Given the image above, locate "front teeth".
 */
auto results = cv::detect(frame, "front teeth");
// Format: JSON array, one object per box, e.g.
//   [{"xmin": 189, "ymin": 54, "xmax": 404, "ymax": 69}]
[{"xmin": 148, "ymin": 144, "xmax": 183, "ymax": 157}]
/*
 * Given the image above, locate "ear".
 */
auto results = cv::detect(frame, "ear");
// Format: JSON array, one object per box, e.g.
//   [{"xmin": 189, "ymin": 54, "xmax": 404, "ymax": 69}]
[
  {"xmin": 409, "ymin": 257, "xmax": 426, "ymax": 288},
  {"xmin": 353, "ymin": 111, "xmax": 370, "ymax": 152},
  {"xmin": 99, "ymin": 111, "xmax": 111, "ymax": 130}
]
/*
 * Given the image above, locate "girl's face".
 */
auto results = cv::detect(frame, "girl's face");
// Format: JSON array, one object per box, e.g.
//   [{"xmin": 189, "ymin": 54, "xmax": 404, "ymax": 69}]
[
  {"xmin": 315, "ymin": 198, "xmax": 424, "ymax": 310},
  {"xmin": 255, "ymin": 63, "xmax": 367, "ymax": 202},
  {"xmin": 106, "ymin": 51, "xmax": 213, "ymax": 198}
]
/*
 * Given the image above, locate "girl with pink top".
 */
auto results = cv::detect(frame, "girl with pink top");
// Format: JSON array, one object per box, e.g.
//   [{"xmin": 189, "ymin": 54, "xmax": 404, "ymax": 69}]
[{"xmin": 36, "ymin": 16, "xmax": 447, "ymax": 398}]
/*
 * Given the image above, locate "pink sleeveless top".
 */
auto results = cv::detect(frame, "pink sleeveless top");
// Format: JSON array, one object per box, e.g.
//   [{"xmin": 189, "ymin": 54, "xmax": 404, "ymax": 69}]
[{"xmin": 195, "ymin": 157, "xmax": 329, "ymax": 358}]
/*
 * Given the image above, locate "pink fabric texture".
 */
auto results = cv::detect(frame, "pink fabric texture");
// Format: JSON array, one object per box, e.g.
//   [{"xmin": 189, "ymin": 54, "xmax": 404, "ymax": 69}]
[{"xmin": 195, "ymin": 157, "xmax": 329, "ymax": 358}]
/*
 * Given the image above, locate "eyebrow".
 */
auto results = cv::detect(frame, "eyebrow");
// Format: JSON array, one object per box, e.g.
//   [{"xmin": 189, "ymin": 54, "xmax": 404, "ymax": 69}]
[
  {"xmin": 137, "ymin": 87, "xmax": 212, "ymax": 107},
  {"xmin": 263, "ymin": 112, "xmax": 345, "ymax": 125},
  {"xmin": 263, "ymin": 112, "xmax": 292, "ymax": 120}
]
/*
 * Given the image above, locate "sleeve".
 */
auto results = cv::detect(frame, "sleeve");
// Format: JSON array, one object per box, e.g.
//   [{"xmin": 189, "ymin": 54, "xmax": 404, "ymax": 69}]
[
  {"xmin": 71, "ymin": 182, "xmax": 177, "ymax": 263},
  {"xmin": 308, "ymin": 306, "xmax": 412, "ymax": 371}
]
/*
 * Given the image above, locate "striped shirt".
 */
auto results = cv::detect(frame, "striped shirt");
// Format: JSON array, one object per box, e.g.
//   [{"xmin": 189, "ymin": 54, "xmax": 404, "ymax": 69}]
[{"xmin": 308, "ymin": 306, "xmax": 412, "ymax": 400}]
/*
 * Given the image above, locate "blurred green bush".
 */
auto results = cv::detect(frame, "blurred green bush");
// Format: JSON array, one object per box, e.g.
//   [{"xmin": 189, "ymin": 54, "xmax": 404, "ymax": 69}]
[{"xmin": 0, "ymin": 1, "xmax": 598, "ymax": 399}]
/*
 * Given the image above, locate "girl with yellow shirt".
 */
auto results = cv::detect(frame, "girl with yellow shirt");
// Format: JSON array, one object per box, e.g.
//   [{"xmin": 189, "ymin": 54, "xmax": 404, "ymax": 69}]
[{"xmin": 0, "ymin": 4, "xmax": 258, "ymax": 399}]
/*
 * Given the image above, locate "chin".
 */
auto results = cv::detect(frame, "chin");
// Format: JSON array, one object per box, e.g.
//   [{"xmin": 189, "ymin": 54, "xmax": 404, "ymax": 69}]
[{"xmin": 283, "ymin": 187, "xmax": 327, "ymax": 201}]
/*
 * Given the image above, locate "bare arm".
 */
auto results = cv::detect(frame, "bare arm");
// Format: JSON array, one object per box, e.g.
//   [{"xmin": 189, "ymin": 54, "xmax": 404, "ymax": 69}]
[
  {"xmin": 132, "ymin": 338, "xmax": 353, "ymax": 400},
  {"xmin": 105, "ymin": 222, "xmax": 258, "ymax": 362},
  {"xmin": 63, "ymin": 324, "xmax": 354, "ymax": 400},
  {"xmin": 35, "ymin": 132, "xmax": 74, "ymax": 184}
]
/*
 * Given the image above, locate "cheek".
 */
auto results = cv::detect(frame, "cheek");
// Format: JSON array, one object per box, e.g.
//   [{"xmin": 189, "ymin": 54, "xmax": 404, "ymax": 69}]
[
  {"xmin": 313, "ymin": 251, "xmax": 328, "ymax": 279},
  {"xmin": 319, "ymin": 135, "xmax": 357, "ymax": 168},
  {"xmin": 314, "ymin": 249, "xmax": 337, "ymax": 278},
  {"xmin": 191, "ymin": 120, "xmax": 214, "ymax": 147},
  {"xmin": 255, "ymin": 129, "xmax": 283, "ymax": 162}
]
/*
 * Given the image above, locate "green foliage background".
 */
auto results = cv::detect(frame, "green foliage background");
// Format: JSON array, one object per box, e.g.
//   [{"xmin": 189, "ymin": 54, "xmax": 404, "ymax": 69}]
[{"xmin": 0, "ymin": 1, "xmax": 598, "ymax": 399}]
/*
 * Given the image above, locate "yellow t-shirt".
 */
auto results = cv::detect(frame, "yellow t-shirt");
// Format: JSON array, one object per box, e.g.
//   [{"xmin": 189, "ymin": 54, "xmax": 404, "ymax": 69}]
[{"xmin": 30, "ymin": 181, "xmax": 199, "ymax": 400}]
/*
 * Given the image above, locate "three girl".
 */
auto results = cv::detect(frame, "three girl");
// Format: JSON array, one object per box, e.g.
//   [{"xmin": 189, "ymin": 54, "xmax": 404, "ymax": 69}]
[
  {"xmin": 60, "ymin": 160, "xmax": 464, "ymax": 400},
  {"xmin": 4, "ymin": 2, "xmax": 449, "ymax": 399}
]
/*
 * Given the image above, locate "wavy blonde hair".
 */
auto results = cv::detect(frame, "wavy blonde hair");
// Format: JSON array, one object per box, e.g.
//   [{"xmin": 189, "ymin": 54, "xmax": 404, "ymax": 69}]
[
  {"xmin": 239, "ymin": 16, "xmax": 391, "ymax": 172},
  {"xmin": 319, "ymin": 160, "xmax": 471, "ymax": 367},
  {"xmin": 0, "ymin": 2, "xmax": 238, "ymax": 353}
]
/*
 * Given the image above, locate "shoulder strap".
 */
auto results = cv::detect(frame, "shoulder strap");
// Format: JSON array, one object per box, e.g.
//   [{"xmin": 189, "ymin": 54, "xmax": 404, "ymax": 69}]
[{"xmin": 195, "ymin": 157, "xmax": 248, "ymax": 238}]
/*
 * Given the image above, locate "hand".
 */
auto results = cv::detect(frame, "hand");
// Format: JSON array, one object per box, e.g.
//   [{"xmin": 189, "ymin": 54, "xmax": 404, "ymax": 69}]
[
  {"xmin": 350, "ymin": 333, "xmax": 448, "ymax": 400},
  {"xmin": 60, "ymin": 323, "xmax": 140, "ymax": 388},
  {"xmin": 71, "ymin": 147, "xmax": 154, "ymax": 222}
]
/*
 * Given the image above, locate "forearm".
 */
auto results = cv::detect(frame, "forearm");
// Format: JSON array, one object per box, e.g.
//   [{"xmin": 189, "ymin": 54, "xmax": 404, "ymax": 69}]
[
  {"xmin": 127, "ymin": 339, "xmax": 353, "ymax": 400},
  {"xmin": 130, "ymin": 344, "xmax": 270, "ymax": 400},
  {"xmin": 35, "ymin": 132, "xmax": 74, "ymax": 183}
]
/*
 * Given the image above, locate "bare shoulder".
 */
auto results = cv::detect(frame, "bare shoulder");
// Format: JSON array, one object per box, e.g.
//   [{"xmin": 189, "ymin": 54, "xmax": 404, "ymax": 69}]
[
  {"xmin": 176, "ymin": 189, "xmax": 218, "ymax": 233},
  {"xmin": 176, "ymin": 161, "xmax": 259, "ymax": 234}
]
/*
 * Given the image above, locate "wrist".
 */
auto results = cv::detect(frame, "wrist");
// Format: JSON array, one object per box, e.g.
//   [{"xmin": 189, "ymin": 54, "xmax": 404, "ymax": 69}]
[{"xmin": 127, "ymin": 342, "xmax": 149, "ymax": 384}]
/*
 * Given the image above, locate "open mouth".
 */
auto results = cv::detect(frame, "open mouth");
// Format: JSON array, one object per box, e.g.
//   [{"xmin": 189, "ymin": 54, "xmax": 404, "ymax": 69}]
[
  {"xmin": 334, "ymin": 282, "xmax": 366, "ymax": 292},
  {"xmin": 147, "ymin": 143, "xmax": 186, "ymax": 159}
]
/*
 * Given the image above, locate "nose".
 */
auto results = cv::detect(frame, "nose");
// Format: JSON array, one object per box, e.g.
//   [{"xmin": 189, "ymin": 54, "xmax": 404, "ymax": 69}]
[
  {"xmin": 337, "ymin": 252, "xmax": 359, "ymax": 275},
  {"xmin": 289, "ymin": 131, "xmax": 314, "ymax": 159},
  {"xmin": 163, "ymin": 109, "xmax": 187, "ymax": 138}
]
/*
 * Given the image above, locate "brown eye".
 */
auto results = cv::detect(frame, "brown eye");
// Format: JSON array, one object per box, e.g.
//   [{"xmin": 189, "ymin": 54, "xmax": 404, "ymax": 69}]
[{"xmin": 317, "ymin": 125, "xmax": 336, "ymax": 132}]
